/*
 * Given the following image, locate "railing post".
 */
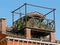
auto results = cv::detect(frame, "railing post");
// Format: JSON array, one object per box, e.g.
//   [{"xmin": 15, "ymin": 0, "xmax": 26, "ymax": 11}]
[
  {"xmin": 17, "ymin": 40, "xmax": 19, "ymax": 45},
  {"xmin": 27, "ymin": 41, "xmax": 28, "ymax": 45},
  {"xmin": 13, "ymin": 39, "xmax": 15, "ymax": 45},
  {"xmin": 22, "ymin": 41, "xmax": 24, "ymax": 45}
]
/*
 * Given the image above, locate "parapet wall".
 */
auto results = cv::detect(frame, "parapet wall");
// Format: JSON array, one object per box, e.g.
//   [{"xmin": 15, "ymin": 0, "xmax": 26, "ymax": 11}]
[{"xmin": 6, "ymin": 36, "xmax": 58, "ymax": 45}]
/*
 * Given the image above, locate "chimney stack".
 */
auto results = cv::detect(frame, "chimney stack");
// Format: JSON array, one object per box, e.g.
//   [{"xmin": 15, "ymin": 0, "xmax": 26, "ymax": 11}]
[{"xmin": 0, "ymin": 18, "xmax": 6, "ymax": 33}]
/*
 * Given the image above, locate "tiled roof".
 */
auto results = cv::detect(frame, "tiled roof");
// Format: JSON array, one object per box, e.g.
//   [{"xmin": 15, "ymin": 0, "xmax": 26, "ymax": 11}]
[
  {"xmin": 0, "ymin": 34, "xmax": 7, "ymax": 45},
  {"xmin": 0, "ymin": 34, "xmax": 6, "ymax": 40}
]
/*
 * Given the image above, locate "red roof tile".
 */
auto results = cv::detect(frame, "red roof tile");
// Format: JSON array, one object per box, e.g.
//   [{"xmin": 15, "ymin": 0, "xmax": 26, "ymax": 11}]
[{"xmin": 0, "ymin": 34, "xmax": 6, "ymax": 40}]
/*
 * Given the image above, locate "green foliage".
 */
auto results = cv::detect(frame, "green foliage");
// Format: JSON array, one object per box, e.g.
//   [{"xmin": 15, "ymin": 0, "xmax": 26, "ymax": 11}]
[
  {"xmin": 40, "ymin": 22, "xmax": 48, "ymax": 29},
  {"xmin": 27, "ymin": 19, "xmax": 38, "ymax": 27},
  {"xmin": 39, "ymin": 36, "xmax": 46, "ymax": 41},
  {"xmin": 14, "ymin": 19, "xmax": 25, "ymax": 30},
  {"xmin": 33, "ymin": 20, "xmax": 37, "ymax": 26}
]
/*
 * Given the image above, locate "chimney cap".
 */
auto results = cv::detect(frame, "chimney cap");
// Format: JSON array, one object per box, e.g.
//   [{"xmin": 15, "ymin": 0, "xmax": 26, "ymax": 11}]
[{"xmin": 0, "ymin": 18, "xmax": 6, "ymax": 20}]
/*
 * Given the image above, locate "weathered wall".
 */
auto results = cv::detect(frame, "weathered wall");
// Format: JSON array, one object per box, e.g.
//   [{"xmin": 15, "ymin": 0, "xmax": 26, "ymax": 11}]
[
  {"xmin": 7, "ymin": 40, "xmax": 40, "ymax": 45},
  {"xmin": 7, "ymin": 40, "xmax": 53, "ymax": 45}
]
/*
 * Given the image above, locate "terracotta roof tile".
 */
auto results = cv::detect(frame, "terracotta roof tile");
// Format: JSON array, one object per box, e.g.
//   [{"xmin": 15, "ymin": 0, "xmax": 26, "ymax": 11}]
[{"xmin": 0, "ymin": 34, "xmax": 6, "ymax": 40}]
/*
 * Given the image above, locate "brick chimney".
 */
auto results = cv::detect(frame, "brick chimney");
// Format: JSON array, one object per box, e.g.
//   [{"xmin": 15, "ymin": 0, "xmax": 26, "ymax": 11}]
[
  {"xmin": 49, "ymin": 32, "xmax": 55, "ymax": 42},
  {"xmin": 0, "ymin": 18, "xmax": 6, "ymax": 33},
  {"xmin": 26, "ymin": 28, "xmax": 31, "ymax": 39}
]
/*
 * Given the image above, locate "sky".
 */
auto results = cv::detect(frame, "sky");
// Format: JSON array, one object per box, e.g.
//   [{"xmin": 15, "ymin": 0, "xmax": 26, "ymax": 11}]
[{"xmin": 0, "ymin": 0, "xmax": 60, "ymax": 40}]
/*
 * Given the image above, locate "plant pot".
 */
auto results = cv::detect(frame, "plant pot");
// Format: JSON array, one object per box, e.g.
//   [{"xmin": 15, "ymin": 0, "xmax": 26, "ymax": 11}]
[{"xmin": 33, "ymin": 26, "xmax": 38, "ymax": 28}]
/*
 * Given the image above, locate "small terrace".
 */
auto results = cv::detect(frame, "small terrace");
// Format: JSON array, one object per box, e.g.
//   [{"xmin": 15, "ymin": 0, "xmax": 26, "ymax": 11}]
[
  {"xmin": 11, "ymin": 3, "xmax": 56, "ymax": 32},
  {"xmin": 6, "ymin": 29, "xmax": 51, "ymax": 42},
  {"xmin": 7, "ymin": 3, "xmax": 56, "ymax": 42}
]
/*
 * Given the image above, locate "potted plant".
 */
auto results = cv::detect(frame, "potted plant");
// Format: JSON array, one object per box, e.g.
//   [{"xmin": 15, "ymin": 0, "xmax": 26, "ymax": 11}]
[
  {"xmin": 27, "ymin": 20, "xmax": 31, "ymax": 27},
  {"xmin": 40, "ymin": 22, "xmax": 48, "ymax": 29},
  {"xmin": 39, "ymin": 36, "xmax": 46, "ymax": 41},
  {"xmin": 33, "ymin": 21, "xmax": 38, "ymax": 28}
]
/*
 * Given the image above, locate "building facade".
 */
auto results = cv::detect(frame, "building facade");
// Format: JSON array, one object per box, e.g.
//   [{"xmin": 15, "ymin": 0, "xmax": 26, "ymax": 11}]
[{"xmin": 0, "ymin": 3, "xmax": 60, "ymax": 45}]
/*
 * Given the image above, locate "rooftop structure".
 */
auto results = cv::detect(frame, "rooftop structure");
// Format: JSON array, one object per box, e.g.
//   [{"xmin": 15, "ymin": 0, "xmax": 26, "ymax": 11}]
[
  {"xmin": 0, "ymin": 3, "xmax": 60, "ymax": 45},
  {"xmin": 9, "ymin": 3, "xmax": 56, "ymax": 41}
]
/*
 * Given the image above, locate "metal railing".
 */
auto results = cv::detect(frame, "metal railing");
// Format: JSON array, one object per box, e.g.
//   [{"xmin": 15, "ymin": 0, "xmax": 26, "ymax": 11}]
[
  {"xmin": 13, "ymin": 17, "xmax": 55, "ymax": 32},
  {"xmin": 26, "ymin": 18, "xmax": 55, "ymax": 31}
]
